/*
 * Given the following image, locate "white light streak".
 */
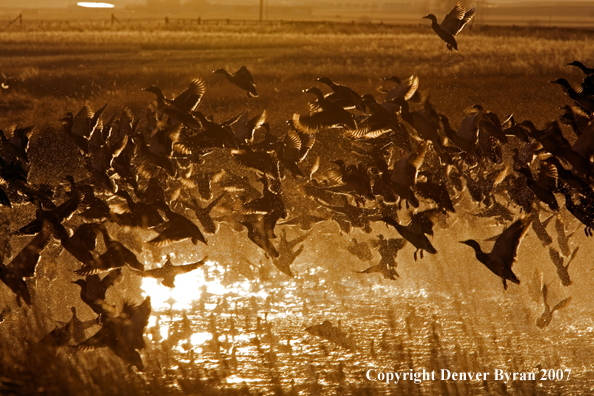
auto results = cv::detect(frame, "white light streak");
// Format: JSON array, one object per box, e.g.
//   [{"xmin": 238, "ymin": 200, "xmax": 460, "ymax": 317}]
[
  {"xmin": 190, "ymin": 332, "xmax": 213, "ymax": 346},
  {"xmin": 141, "ymin": 264, "xmax": 207, "ymax": 311},
  {"xmin": 77, "ymin": 2, "xmax": 115, "ymax": 8}
]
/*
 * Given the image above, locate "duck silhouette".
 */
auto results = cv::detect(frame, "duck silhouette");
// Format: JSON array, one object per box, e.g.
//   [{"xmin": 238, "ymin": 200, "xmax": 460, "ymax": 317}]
[
  {"xmin": 292, "ymin": 87, "xmax": 357, "ymax": 134},
  {"xmin": 460, "ymin": 217, "xmax": 531, "ymax": 290},
  {"xmin": 73, "ymin": 268, "xmax": 122, "ymax": 314},
  {"xmin": 0, "ymin": 220, "xmax": 54, "ymax": 306},
  {"xmin": 76, "ymin": 297, "xmax": 151, "ymax": 371},
  {"xmin": 423, "ymin": 2, "xmax": 476, "ymax": 51},
  {"xmin": 144, "ymin": 77, "xmax": 205, "ymax": 113},
  {"xmin": 76, "ymin": 224, "xmax": 144, "ymax": 275},
  {"xmin": 142, "ymin": 254, "xmax": 208, "ymax": 288},
  {"xmin": 536, "ymin": 284, "xmax": 571, "ymax": 329},
  {"xmin": 214, "ymin": 66, "xmax": 258, "ymax": 97}
]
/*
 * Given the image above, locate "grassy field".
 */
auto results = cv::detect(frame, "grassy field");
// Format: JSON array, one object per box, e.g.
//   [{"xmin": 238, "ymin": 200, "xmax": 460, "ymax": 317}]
[
  {"xmin": 1, "ymin": 22, "xmax": 594, "ymax": 129},
  {"xmin": 1, "ymin": 22, "xmax": 593, "ymax": 188},
  {"xmin": 2, "ymin": 21, "xmax": 594, "ymax": 395}
]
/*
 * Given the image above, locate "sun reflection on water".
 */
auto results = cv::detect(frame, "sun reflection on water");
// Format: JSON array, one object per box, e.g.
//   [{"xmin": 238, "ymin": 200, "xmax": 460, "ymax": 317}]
[
  {"xmin": 141, "ymin": 274, "xmax": 202, "ymax": 311},
  {"xmin": 141, "ymin": 259, "xmax": 279, "ymax": 312},
  {"xmin": 159, "ymin": 325, "xmax": 170, "ymax": 341},
  {"xmin": 190, "ymin": 332, "xmax": 213, "ymax": 346},
  {"xmin": 135, "ymin": 257, "xmax": 594, "ymax": 395},
  {"xmin": 141, "ymin": 260, "xmax": 217, "ymax": 311}
]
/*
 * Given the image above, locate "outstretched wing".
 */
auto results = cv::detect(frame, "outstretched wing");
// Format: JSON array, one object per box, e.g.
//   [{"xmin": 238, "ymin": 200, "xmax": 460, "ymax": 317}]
[
  {"xmin": 7, "ymin": 220, "xmax": 54, "ymax": 278},
  {"xmin": 287, "ymin": 231, "xmax": 312, "ymax": 249},
  {"xmin": 387, "ymin": 238, "xmax": 408, "ymax": 254},
  {"xmin": 458, "ymin": 5, "xmax": 477, "ymax": 35},
  {"xmin": 75, "ymin": 325, "xmax": 110, "ymax": 351},
  {"xmin": 440, "ymin": 2, "xmax": 466, "ymax": 35},
  {"xmin": 548, "ymin": 247, "xmax": 563, "ymax": 268},
  {"xmin": 552, "ymin": 296, "xmax": 572, "ymax": 312},
  {"xmin": 492, "ymin": 217, "xmax": 532, "ymax": 269},
  {"xmin": 236, "ymin": 66, "xmax": 255, "ymax": 84},
  {"xmin": 175, "ymin": 256, "xmax": 209, "ymax": 275},
  {"xmin": 442, "ymin": 2, "xmax": 476, "ymax": 36},
  {"xmin": 173, "ymin": 78, "xmax": 206, "ymax": 113}
]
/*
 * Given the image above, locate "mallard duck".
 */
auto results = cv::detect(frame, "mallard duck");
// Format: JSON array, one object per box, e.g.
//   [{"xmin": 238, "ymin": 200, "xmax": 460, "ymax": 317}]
[
  {"xmin": 460, "ymin": 217, "xmax": 531, "ymax": 290},
  {"xmin": 75, "ymin": 297, "xmax": 151, "ymax": 371},
  {"xmin": 143, "ymin": 78, "xmax": 205, "ymax": 113},
  {"xmin": 423, "ymin": 2, "xmax": 476, "ymax": 51},
  {"xmin": 0, "ymin": 220, "xmax": 53, "ymax": 306},
  {"xmin": 292, "ymin": 87, "xmax": 357, "ymax": 134},
  {"xmin": 316, "ymin": 76, "xmax": 365, "ymax": 112},
  {"xmin": 214, "ymin": 66, "xmax": 258, "ymax": 97},
  {"xmin": 142, "ymin": 255, "xmax": 208, "ymax": 287}
]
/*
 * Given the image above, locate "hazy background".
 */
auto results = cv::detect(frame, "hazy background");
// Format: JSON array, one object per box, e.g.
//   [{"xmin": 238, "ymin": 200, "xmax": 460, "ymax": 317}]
[{"xmin": 1, "ymin": 0, "xmax": 594, "ymax": 27}]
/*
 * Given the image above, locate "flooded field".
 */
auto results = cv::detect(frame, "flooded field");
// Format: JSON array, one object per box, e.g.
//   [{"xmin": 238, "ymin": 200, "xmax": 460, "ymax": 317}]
[
  {"xmin": 135, "ymin": 235, "xmax": 594, "ymax": 395},
  {"xmin": 1, "ymin": 20, "xmax": 594, "ymax": 396}
]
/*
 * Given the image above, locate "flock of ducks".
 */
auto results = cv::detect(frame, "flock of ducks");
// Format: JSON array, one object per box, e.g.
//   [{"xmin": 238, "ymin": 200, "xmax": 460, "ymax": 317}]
[{"xmin": 0, "ymin": 3, "xmax": 591, "ymax": 371}]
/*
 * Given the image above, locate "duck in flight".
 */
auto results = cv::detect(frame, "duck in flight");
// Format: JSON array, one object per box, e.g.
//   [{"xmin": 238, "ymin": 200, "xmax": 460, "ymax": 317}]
[
  {"xmin": 460, "ymin": 217, "xmax": 531, "ymax": 290},
  {"xmin": 316, "ymin": 77, "xmax": 365, "ymax": 112},
  {"xmin": 345, "ymin": 237, "xmax": 373, "ymax": 262},
  {"xmin": 548, "ymin": 246, "xmax": 577, "ymax": 287},
  {"xmin": 566, "ymin": 60, "xmax": 594, "ymax": 93},
  {"xmin": 423, "ymin": 2, "xmax": 476, "ymax": 51},
  {"xmin": 0, "ymin": 220, "xmax": 54, "ymax": 306},
  {"xmin": 143, "ymin": 78, "xmax": 206, "ymax": 113},
  {"xmin": 75, "ymin": 297, "xmax": 151, "ymax": 371},
  {"xmin": 73, "ymin": 269, "xmax": 122, "ymax": 314},
  {"xmin": 142, "ymin": 254, "xmax": 208, "ymax": 288},
  {"xmin": 213, "ymin": 66, "xmax": 258, "ymax": 98},
  {"xmin": 39, "ymin": 307, "xmax": 99, "ymax": 347},
  {"xmin": 305, "ymin": 320, "xmax": 356, "ymax": 350},
  {"xmin": 536, "ymin": 283, "xmax": 571, "ymax": 329}
]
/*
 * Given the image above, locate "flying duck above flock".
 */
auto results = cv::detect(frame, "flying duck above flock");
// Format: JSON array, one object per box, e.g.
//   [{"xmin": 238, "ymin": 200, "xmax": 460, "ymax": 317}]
[
  {"xmin": 214, "ymin": 66, "xmax": 259, "ymax": 98},
  {"xmin": 423, "ymin": 2, "xmax": 477, "ymax": 51},
  {"xmin": 0, "ymin": 37, "xmax": 590, "ymax": 368}
]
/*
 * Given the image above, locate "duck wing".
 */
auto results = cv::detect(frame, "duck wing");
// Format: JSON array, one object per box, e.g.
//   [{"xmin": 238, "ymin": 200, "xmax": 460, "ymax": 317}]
[
  {"xmin": 75, "ymin": 325, "xmax": 111, "ymax": 351},
  {"xmin": 173, "ymin": 257, "xmax": 209, "ymax": 275},
  {"xmin": 101, "ymin": 268, "xmax": 123, "ymax": 289},
  {"xmin": 8, "ymin": 220, "xmax": 54, "ymax": 278},
  {"xmin": 441, "ymin": 2, "xmax": 476, "ymax": 36},
  {"xmin": 387, "ymin": 238, "xmax": 408, "ymax": 255},
  {"xmin": 492, "ymin": 217, "xmax": 532, "ymax": 270},
  {"xmin": 385, "ymin": 75, "xmax": 419, "ymax": 103},
  {"xmin": 236, "ymin": 66, "xmax": 255, "ymax": 85},
  {"xmin": 173, "ymin": 78, "xmax": 206, "ymax": 113},
  {"xmin": 551, "ymin": 296, "xmax": 572, "ymax": 313},
  {"xmin": 458, "ymin": 5, "xmax": 476, "ymax": 35}
]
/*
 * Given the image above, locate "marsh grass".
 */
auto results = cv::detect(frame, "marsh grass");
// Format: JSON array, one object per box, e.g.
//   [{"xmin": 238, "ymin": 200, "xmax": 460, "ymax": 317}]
[
  {"xmin": 0, "ymin": 290, "xmax": 258, "ymax": 396},
  {"xmin": 0, "ymin": 54, "xmax": 586, "ymax": 139},
  {"xmin": 1, "ymin": 23, "xmax": 593, "ymax": 127}
]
